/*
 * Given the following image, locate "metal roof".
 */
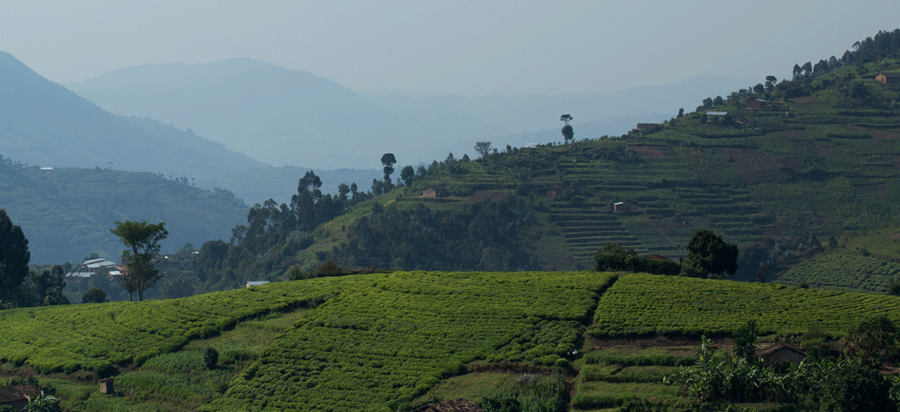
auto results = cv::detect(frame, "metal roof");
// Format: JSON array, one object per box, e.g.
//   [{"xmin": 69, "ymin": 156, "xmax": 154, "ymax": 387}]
[{"xmin": 706, "ymin": 111, "xmax": 728, "ymax": 116}]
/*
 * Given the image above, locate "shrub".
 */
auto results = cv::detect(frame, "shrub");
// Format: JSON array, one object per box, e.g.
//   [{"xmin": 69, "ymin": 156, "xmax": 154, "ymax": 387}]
[{"xmin": 202, "ymin": 347, "xmax": 219, "ymax": 370}]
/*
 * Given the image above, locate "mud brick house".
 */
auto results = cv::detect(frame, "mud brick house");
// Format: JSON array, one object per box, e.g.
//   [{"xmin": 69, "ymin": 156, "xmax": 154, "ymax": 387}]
[
  {"xmin": 876, "ymin": 72, "xmax": 900, "ymax": 84},
  {"xmin": 422, "ymin": 186, "xmax": 450, "ymax": 198}
]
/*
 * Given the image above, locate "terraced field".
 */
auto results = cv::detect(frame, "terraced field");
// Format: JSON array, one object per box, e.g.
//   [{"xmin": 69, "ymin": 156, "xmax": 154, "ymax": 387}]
[{"xmin": 775, "ymin": 252, "xmax": 900, "ymax": 292}]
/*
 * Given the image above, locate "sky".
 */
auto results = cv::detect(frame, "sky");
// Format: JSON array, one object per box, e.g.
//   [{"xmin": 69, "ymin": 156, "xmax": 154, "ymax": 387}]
[{"xmin": 2, "ymin": 1, "xmax": 900, "ymax": 96}]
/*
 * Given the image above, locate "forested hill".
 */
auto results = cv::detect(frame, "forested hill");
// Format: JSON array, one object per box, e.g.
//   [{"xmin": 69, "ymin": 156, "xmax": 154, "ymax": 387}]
[
  {"xmin": 189, "ymin": 30, "xmax": 900, "ymax": 291},
  {"xmin": 0, "ymin": 156, "xmax": 248, "ymax": 263},
  {"xmin": 0, "ymin": 51, "xmax": 265, "ymax": 181}
]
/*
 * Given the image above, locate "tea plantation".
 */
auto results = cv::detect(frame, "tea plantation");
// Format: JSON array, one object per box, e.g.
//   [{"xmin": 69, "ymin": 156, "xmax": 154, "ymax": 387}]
[{"xmin": 589, "ymin": 273, "xmax": 900, "ymax": 338}]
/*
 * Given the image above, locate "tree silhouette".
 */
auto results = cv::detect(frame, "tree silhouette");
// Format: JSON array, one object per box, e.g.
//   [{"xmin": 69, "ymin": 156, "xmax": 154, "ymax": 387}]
[
  {"xmin": 381, "ymin": 153, "xmax": 397, "ymax": 190},
  {"xmin": 474, "ymin": 142, "xmax": 492, "ymax": 158},
  {"xmin": 560, "ymin": 114, "xmax": 574, "ymax": 143},
  {"xmin": 0, "ymin": 209, "xmax": 29, "ymax": 305}
]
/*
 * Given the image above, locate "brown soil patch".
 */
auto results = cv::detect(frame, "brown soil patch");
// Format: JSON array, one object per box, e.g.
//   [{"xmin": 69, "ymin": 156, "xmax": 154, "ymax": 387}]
[
  {"xmin": 632, "ymin": 145, "xmax": 673, "ymax": 157},
  {"xmin": 792, "ymin": 96, "xmax": 819, "ymax": 104},
  {"xmin": 587, "ymin": 335, "xmax": 734, "ymax": 351},
  {"xmin": 818, "ymin": 146, "xmax": 836, "ymax": 159},
  {"xmin": 466, "ymin": 362, "xmax": 555, "ymax": 375},
  {"xmin": 723, "ymin": 148, "xmax": 760, "ymax": 185},
  {"xmin": 853, "ymin": 183, "xmax": 887, "ymax": 195},
  {"xmin": 775, "ymin": 156, "xmax": 800, "ymax": 171},
  {"xmin": 759, "ymin": 226, "xmax": 785, "ymax": 239},
  {"xmin": 869, "ymin": 129, "xmax": 898, "ymax": 140},
  {"xmin": 886, "ymin": 233, "xmax": 900, "ymax": 240}
]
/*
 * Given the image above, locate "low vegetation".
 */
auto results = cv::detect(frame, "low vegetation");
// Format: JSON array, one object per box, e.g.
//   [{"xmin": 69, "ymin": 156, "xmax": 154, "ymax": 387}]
[{"xmin": 589, "ymin": 273, "xmax": 900, "ymax": 337}]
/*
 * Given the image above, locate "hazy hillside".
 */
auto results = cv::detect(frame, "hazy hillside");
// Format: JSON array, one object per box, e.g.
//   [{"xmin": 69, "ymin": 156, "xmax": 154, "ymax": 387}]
[
  {"xmin": 0, "ymin": 157, "xmax": 248, "ymax": 263},
  {"xmin": 188, "ymin": 52, "xmax": 900, "ymax": 289},
  {"xmin": 198, "ymin": 166, "xmax": 382, "ymax": 205},
  {"xmin": 0, "ymin": 52, "xmax": 265, "ymax": 181},
  {"xmin": 66, "ymin": 59, "xmax": 499, "ymax": 170},
  {"xmin": 67, "ymin": 59, "xmax": 749, "ymax": 169}
]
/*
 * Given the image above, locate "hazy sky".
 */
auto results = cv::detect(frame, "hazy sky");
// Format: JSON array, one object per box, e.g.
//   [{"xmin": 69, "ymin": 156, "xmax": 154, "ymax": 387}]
[{"xmin": 3, "ymin": 1, "xmax": 899, "ymax": 96}]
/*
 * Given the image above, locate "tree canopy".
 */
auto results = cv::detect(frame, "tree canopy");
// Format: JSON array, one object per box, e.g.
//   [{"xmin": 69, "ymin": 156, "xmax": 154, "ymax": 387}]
[
  {"xmin": 110, "ymin": 220, "xmax": 168, "ymax": 301},
  {"xmin": 0, "ymin": 209, "xmax": 30, "ymax": 305},
  {"xmin": 686, "ymin": 230, "xmax": 739, "ymax": 278}
]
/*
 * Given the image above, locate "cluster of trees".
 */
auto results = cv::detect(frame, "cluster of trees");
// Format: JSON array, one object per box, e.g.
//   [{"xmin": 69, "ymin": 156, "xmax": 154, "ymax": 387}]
[
  {"xmin": 0, "ymin": 210, "xmax": 69, "ymax": 309},
  {"xmin": 665, "ymin": 316, "xmax": 900, "ymax": 410},
  {"xmin": 595, "ymin": 230, "xmax": 738, "ymax": 279},
  {"xmin": 321, "ymin": 197, "xmax": 537, "ymax": 271}
]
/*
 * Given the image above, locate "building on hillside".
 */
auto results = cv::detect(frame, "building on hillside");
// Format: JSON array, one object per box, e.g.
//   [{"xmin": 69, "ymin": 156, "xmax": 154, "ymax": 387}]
[
  {"xmin": 876, "ymin": 72, "xmax": 900, "ymax": 84},
  {"xmin": 99, "ymin": 378, "xmax": 115, "ymax": 394},
  {"xmin": 0, "ymin": 384, "xmax": 39, "ymax": 410},
  {"xmin": 613, "ymin": 201, "xmax": 624, "ymax": 212},
  {"xmin": 422, "ymin": 186, "xmax": 450, "ymax": 198},
  {"xmin": 246, "ymin": 281, "xmax": 270, "ymax": 287},
  {"xmin": 757, "ymin": 343, "xmax": 805, "ymax": 366},
  {"xmin": 735, "ymin": 116, "xmax": 748, "ymax": 125},
  {"xmin": 746, "ymin": 99, "xmax": 766, "ymax": 109},
  {"xmin": 66, "ymin": 258, "xmax": 118, "ymax": 278},
  {"xmin": 547, "ymin": 184, "xmax": 564, "ymax": 198}
]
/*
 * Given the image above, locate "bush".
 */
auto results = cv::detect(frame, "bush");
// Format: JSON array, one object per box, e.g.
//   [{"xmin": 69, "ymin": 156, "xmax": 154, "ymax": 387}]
[{"xmin": 202, "ymin": 347, "xmax": 219, "ymax": 370}]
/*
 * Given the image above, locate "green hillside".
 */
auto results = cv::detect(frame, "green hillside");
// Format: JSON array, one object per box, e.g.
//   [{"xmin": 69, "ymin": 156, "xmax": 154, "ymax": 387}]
[
  {"xmin": 0, "ymin": 156, "xmax": 247, "ymax": 263},
  {"xmin": 195, "ymin": 54, "xmax": 900, "ymax": 288},
  {"xmin": 1, "ymin": 271, "xmax": 899, "ymax": 410}
]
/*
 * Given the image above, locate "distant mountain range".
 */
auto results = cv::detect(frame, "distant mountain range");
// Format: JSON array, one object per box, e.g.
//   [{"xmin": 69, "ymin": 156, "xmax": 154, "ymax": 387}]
[
  {"xmin": 0, "ymin": 52, "xmax": 265, "ymax": 181},
  {"xmin": 66, "ymin": 59, "xmax": 752, "ymax": 170}
]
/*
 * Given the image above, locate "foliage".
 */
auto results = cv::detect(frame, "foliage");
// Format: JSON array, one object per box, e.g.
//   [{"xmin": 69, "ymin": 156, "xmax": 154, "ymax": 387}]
[
  {"xmin": 18, "ymin": 265, "xmax": 69, "ymax": 307},
  {"xmin": 0, "ymin": 209, "xmax": 30, "ymax": 304},
  {"xmin": 202, "ymin": 347, "xmax": 219, "ymax": 370},
  {"xmin": 25, "ymin": 390, "xmax": 60, "ymax": 412},
  {"xmin": 685, "ymin": 230, "xmax": 738, "ymax": 278},
  {"xmin": 110, "ymin": 220, "xmax": 168, "ymax": 301},
  {"xmin": 81, "ymin": 287, "xmax": 109, "ymax": 304},
  {"xmin": 843, "ymin": 314, "xmax": 899, "ymax": 367},
  {"xmin": 589, "ymin": 274, "xmax": 900, "ymax": 337},
  {"xmin": 665, "ymin": 328, "xmax": 899, "ymax": 410},
  {"xmin": 594, "ymin": 242, "xmax": 681, "ymax": 275},
  {"xmin": 324, "ymin": 198, "xmax": 536, "ymax": 271},
  {"xmin": 200, "ymin": 271, "xmax": 616, "ymax": 411},
  {"xmin": 480, "ymin": 374, "xmax": 568, "ymax": 412}
]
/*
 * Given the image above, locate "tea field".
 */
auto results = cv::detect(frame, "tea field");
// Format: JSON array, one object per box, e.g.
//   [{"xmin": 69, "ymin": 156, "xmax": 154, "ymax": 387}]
[
  {"xmin": 201, "ymin": 271, "xmax": 617, "ymax": 411},
  {"xmin": 589, "ymin": 273, "xmax": 900, "ymax": 338},
  {"xmin": 0, "ymin": 278, "xmax": 341, "ymax": 374},
  {"xmin": 774, "ymin": 252, "xmax": 900, "ymax": 292}
]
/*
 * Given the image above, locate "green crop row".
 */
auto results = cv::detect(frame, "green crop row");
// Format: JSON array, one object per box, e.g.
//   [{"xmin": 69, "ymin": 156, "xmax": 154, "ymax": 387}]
[
  {"xmin": 0, "ymin": 279, "xmax": 340, "ymax": 374},
  {"xmin": 202, "ymin": 271, "xmax": 617, "ymax": 412},
  {"xmin": 588, "ymin": 273, "xmax": 900, "ymax": 338},
  {"xmin": 775, "ymin": 252, "xmax": 900, "ymax": 292}
]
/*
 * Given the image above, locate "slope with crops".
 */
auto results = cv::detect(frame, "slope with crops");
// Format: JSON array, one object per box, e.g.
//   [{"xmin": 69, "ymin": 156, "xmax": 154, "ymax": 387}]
[{"xmin": 197, "ymin": 43, "xmax": 900, "ymax": 288}]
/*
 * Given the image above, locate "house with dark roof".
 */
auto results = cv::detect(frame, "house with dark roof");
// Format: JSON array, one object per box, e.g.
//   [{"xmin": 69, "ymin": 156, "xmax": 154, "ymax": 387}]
[
  {"xmin": 757, "ymin": 343, "xmax": 805, "ymax": 366},
  {"xmin": 0, "ymin": 384, "xmax": 39, "ymax": 411},
  {"xmin": 746, "ymin": 99, "xmax": 766, "ymax": 109}
]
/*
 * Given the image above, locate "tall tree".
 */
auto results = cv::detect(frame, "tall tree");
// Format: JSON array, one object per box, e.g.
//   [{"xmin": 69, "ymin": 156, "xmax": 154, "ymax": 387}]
[
  {"xmin": 381, "ymin": 153, "xmax": 397, "ymax": 191},
  {"xmin": 560, "ymin": 114, "xmax": 574, "ymax": 143},
  {"xmin": 474, "ymin": 142, "xmax": 492, "ymax": 158},
  {"xmin": 686, "ymin": 229, "xmax": 739, "ymax": 279},
  {"xmin": 110, "ymin": 220, "xmax": 168, "ymax": 301},
  {"xmin": 400, "ymin": 165, "xmax": 415, "ymax": 187},
  {"xmin": 0, "ymin": 209, "xmax": 30, "ymax": 306}
]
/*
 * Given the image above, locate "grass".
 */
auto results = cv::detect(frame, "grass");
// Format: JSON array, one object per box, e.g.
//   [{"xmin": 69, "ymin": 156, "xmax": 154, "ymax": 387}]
[{"xmin": 413, "ymin": 372, "xmax": 520, "ymax": 404}]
